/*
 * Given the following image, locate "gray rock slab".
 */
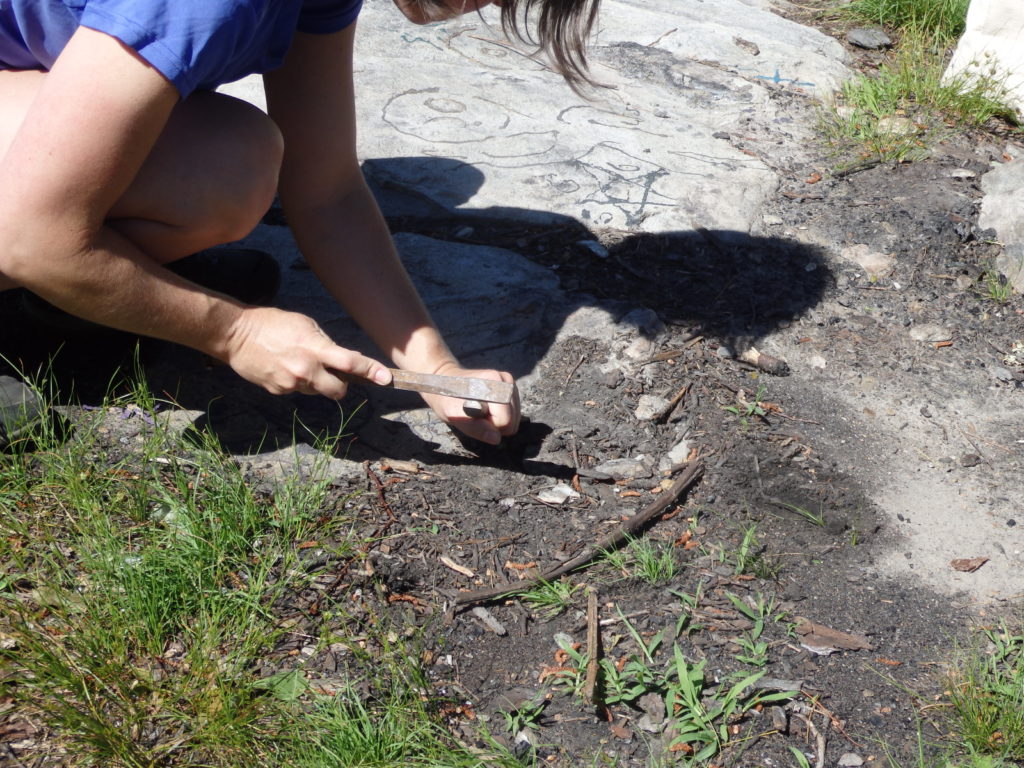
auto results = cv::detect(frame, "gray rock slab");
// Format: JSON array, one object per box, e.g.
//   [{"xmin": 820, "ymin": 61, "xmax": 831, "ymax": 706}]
[
  {"xmin": 979, "ymin": 156, "xmax": 1024, "ymax": 246},
  {"xmin": 231, "ymin": 223, "xmax": 568, "ymax": 455},
  {"xmin": 221, "ymin": 0, "xmax": 850, "ymax": 234},
  {"xmin": 995, "ymin": 243, "xmax": 1024, "ymax": 293},
  {"xmin": 846, "ymin": 27, "xmax": 892, "ymax": 49},
  {"xmin": 235, "ymin": 225, "xmax": 561, "ymax": 376}
]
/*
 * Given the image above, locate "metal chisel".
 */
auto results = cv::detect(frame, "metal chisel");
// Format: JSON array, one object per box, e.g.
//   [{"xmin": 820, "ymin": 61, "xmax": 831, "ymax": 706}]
[{"xmin": 387, "ymin": 369, "xmax": 515, "ymax": 405}]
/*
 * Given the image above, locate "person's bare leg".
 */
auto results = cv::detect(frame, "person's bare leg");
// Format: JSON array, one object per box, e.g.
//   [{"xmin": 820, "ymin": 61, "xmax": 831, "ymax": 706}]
[{"xmin": 0, "ymin": 69, "xmax": 283, "ymax": 290}]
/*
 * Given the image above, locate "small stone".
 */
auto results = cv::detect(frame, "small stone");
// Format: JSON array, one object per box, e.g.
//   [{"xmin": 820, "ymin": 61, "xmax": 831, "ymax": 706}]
[
  {"xmin": 635, "ymin": 395, "xmax": 671, "ymax": 421},
  {"xmin": 993, "ymin": 366, "xmax": 1015, "ymax": 382},
  {"xmin": 454, "ymin": 225, "xmax": 475, "ymax": 238},
  {"xmin": 620, "ymin": 308, "xmax": 665, "ymax": 337},
  {"xmin": 841, "ymin": 244, "xmax": 895, "ymax": 278},
  {"xmin": 947, "ymin": 168, "xmax": 977, "ymax": 180},
  {"xmin": 1008, "ymin": 519, "xmax": 1017, "ymax": 527},
  {"xmin": 994, "ymin": 243, "xmax": 1024, "ymax": 293},
  {"xmin": 835, "ymin": 105, "xmax": 857, "ymax": 120},
  {"xmin": 658, "ymin": 438, "xmax": 691, "ymax": 472},
  {"xmin": 960, "ymin": 453, "xmax": 982, "ymax": 467},
  {"xmin": 955, "ymin": 274, "xmax": 974, "ymax": 290},
  {"xmin": 838, "ymin": 753, "xmax": 865, "ymax": 767},
  {"xmin": 536, "ymin": 484, "xmax": 580, "ymax": 505},
  {"xmin": 877, "ymin": 116, "xmax": 918, "ymax": 136},
  {"xmin": 846, "ymin": 26, "xmax": 892, "ymax": 49},
  {"xmin": 909, "ymin": 323, "xmax": 952, "ymax": 343},
  {"xmin": 594, "ymin": 456, "xmax": 651, "ymax": 481},
  {"xmin": 763, "ymin": 214, "xmax": 784, "ymax": 226},
  {"xmin": 622, "ymin": 337, "xmax": 656, "ymax": 361},
  {"xmin": 600, "ymin": 369, "xmax": 623, "ymax": 388},
  {"xmin": 808, "ymin": 354, "xmax": 827, "ymax": 369},
  {"xmin": 638, "ymin": 692, "xmax": 666, "ymax": 724},
  {"xmin": 769, "ymin": 705, "xmax": 788, "ymax": 732},
  {"xmin": 716, "ymin": 344, "xmax": 736, "ymax": 359},
  {"xmin": 637, "ymin": 714, "xmax": 664, "ymax": 733},
  {"xmin": 577, "ymin": 239, "xmax": 609, "ymax": 259},
  {"xmin": 553, "ymin": 632, "xmax": 575, "ymax": 650}
]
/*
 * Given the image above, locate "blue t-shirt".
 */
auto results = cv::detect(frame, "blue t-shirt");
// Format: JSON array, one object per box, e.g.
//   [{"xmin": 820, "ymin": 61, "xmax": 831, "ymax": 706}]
[{"xmin": 0, "ymin": 0, "xmax": 362, "ymax": 97}]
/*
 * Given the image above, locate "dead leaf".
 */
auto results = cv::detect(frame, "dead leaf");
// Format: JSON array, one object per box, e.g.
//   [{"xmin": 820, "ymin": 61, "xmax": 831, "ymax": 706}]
[
  {"xmin": 610, "ymin": 722, "xmax": 633, "ymax": 740},
  {"xmin": 876, "ymin": 657, "xmax": 903, "ymax": 667},
  {"xmin": 950, "ymin": 557, "xmax": 988, "ymax": 573},
  {"xmin": 805, "ymin": 172, "xmax": 822, "ymax": 184},
  {"xmin": 505, "ymin": 560, "xmax": 538, "ymax": 570},
  {"xmin": 794, "ymin": 617, "xmax": 873, "ymax": 653}
]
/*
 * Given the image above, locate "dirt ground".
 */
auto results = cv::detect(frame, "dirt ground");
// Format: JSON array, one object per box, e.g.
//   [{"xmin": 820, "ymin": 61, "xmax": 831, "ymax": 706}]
[{"xmin": 3, "ymin": 14, "xmax": 1024, "ymax": 768}]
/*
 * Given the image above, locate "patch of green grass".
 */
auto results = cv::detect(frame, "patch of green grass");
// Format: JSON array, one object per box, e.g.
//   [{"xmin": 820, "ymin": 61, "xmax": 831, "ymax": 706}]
[
  {"xmin": 981, "ymin": 267, "xmax": 1014, "ymax": 304},
  {"xmin": 823, "ymin": 0, "xmax": 1019, "ymax": 169},
  {"xmin": 715, "ymin": 524, "xmax": 780, "ymax": 579},
  {"xmin": 0, "ymin": 376, "xmax": 518, "ymax": 767},
  {"xmin": 520, "ymin": 578, "xmax": 583, "ymax": 618},
  {"xmin": 499, "ymin": 692, "xmax": 548, "ymax": 737},
  {"xmin": 780, "ymin": 500, "xmax": 827, "ymax": 527},
  {"xmin": 548, "ymin": 613, "xmax": 797, "ymax": 761},
  {"xmin": 841, "ymin": 0, "xmax": 969, "ymax": 44},
  {"xmin": 723, "ymin": 385, "xmax": 768, "ymax": 429},
  {"xmin": 601, "ymin": 535, "xmax": 678, "ymax": 586},
  {"xmin": 946, "ymin": 623, "xmax": 1024, "ymax": 762}
]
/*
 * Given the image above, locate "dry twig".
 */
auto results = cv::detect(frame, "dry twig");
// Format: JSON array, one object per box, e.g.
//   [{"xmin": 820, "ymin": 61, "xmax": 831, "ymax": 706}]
[{"xmin": 454, "ymin": 461, "xmax": 704, "ymax": 605}]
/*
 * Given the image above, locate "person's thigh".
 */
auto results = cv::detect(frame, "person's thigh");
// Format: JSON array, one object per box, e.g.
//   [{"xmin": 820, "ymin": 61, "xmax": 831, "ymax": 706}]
[{"xmin": 0, "ymin": 69, "xmax": 283, "ymax": 270}]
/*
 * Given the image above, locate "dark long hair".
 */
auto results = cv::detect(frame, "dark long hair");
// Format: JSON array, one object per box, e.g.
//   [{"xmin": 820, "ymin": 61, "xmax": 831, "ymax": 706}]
[{"xmin": 413, "ymin": 0, "xmax": 601, "ymax": 91}]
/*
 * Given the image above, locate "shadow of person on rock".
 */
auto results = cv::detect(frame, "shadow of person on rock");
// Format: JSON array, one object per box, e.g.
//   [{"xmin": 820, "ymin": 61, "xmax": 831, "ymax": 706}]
[{"xmin": 0, "ymin": 155, "xmax": 832, "ymax": 468}]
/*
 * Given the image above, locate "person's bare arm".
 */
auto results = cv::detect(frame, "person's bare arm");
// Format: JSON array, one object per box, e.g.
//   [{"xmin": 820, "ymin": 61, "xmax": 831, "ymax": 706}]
[
  {"xmin": 0, "ymin": 27, "xmax": 391, "ymax": 398},
  {"xmin": 263, "ymin": 25, "xmax": 519, "ymax": 444}
]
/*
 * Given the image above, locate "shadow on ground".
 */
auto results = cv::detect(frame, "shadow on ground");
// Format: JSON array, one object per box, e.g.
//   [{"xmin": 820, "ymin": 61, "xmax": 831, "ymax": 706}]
[{"xmin": 0, "ymin": 157, "xmax": 833, "ymax": 459}]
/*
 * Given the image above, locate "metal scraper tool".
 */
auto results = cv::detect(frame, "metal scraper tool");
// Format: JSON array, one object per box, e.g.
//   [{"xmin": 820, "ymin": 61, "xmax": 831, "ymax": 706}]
[{"xmin": 387, "ymin": 369, "xmax": 515, "ymax": 407}]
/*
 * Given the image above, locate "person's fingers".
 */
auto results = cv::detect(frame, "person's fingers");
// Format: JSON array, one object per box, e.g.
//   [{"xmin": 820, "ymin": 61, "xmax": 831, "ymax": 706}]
[
  {"xmin": 308, "ymin": 368, "xmax": 350, "ymax": 400},
  {"xmin": 450, "ymin": 413, "xmax": 502, "ymax": 445},
  {"xmin": 320, "ymin": 346, "xmax": 392, "ymax": 386}
]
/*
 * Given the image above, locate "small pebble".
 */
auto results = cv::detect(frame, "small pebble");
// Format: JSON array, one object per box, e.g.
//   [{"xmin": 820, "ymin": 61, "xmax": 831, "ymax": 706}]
[
  {"xmin": 846, "ymin": 26, "xmax": 892, "ymax": 49},
  {"xmin": 634, "ymin": 394, "xmax": 670, "ymax": 421},
  {"xmin": 960, "ymin": 453, "xmax": 982, "ymax": 467},
  {"xmin": 909, "ymin": 323, "xmax": 952, "ymax": 343},
  {"xmin": 576, "ymin": 239, "xmax": 609, "ymax": 259},
  {"xmin": 838, "ymin": 753, "xmax": 865, "ymax": 767},
  {"xmin": 1008, "ymin": 519, "xmax": 1017, "ymax": 527},
  {"xmin": 536, "ymin": 484, "xmax": 580, "ymax": 505}
]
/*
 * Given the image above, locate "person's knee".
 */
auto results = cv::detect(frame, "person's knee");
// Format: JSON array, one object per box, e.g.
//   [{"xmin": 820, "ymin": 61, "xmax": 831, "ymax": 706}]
[{"xmin": 200, "ymin": 105, "xmax": 283, "ymax": 243}]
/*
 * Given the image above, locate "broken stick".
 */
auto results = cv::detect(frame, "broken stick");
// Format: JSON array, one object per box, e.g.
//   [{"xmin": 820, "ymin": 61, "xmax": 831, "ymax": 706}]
[
  {"xmin": 584, "ymin": 587, "xmax": 600, "ymax": 707},
  {"xmin": 454, "ymin": 460, "xmax": 704, "ymax": 605}
]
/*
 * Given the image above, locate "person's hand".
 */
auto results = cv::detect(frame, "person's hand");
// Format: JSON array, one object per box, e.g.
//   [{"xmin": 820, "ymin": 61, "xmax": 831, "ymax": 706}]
[
  {"xmin": 221, "ymin": 306, "xmax": 392, "ymax": 398},
  {"xmin": 419, "ymin": 360, "xmax": 520, "ymax": 445}
]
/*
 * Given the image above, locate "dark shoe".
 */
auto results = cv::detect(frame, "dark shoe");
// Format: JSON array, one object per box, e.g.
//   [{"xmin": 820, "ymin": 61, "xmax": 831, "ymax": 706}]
[
  {"xmin": 20, "ymin": 248, "xmax": 281, "ymax": 335},
  {"xmin": 168, "ymin": 248, "xmax": 280, "ymax": 306},
  {"xmin": 0, "ymin": 375, "xmax": 43, "ymax": 450}
]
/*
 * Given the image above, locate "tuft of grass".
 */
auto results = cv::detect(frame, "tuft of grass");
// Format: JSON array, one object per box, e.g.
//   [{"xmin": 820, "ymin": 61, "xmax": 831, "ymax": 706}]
[
  {"xmin": 946, "ymin": 623, "xmax": 1024, "ymax": 762},
  {"xmin": 601, "ymin": 535, "xmax": 678, "ymax": 586},
  {"xmin": 714, "ymin": 524, "xmax": 781, "ymax": 579},
  {"xmin": 520, "ymin": 578, "xmax": 583, "ymax": 618},
  {"xmin": 547, "ymin": 614, "xmax": 796, "ymax": 762},
  {"xmin": 0, "ymin": 374, "xmax": 519, "ymax": 767},
  {"xmin": 841, "ymin": 0, "xmax": 969, "ymax": 44},
  {"xmin": 981, "ymin": 267, "xmax": 1014, "ymax": 305},
  {"xmin": 780, "ymin": 500, "xmax": 827, "ymax": 527},
  {"xmin": 823, "ymin": 0, "xmax": 1019, "ymax": 169}
]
